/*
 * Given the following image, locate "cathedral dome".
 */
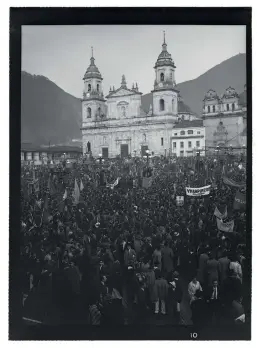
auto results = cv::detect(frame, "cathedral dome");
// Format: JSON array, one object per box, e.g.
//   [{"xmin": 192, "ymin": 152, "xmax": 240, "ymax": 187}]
[
  {"xmin": 83, "ymin": 50, "xmax": 103, "ymax": 80},
  {"xmin": 154, "ymin": 32, "xmax": 176, "ymax": 69}
]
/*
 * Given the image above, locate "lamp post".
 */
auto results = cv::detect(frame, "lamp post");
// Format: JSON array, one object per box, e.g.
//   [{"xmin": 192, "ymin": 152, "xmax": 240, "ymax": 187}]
[{"xmin": 97, "ymin": 153, "xmax": 104, "ymax": 165}]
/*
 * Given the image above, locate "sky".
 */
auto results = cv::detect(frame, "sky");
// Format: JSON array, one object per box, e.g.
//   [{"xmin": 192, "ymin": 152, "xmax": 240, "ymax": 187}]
[{"xmin": 22, "ymin": 25, "xmax": 246, "ymax": 98}]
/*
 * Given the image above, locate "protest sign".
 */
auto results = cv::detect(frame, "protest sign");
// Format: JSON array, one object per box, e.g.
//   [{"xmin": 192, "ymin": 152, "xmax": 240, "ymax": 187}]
[
  {"xmin": 216, "ymin": 218, "xmax": 234, "ymax": 232},
  {"xmin": 176, "ymin": 196, "xmax": 184, "ymax": 206},
  {"xmin": 214, "ymin": 205, "xmax": 227, "ymax": 219},
  {"xmin": 233, "ymin": 191, "xmax": 246, "ymax": 210},
  {"xmin": 185, "ymin": 185, "xmax": 211, "ymax": 197},
  {"xmin": 223, "ymin": 176, "xmax": 245, "ymax": 188}
]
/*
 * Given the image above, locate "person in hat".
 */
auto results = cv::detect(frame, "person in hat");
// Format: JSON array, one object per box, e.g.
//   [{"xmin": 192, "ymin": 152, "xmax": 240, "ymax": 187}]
[{"xmin": 124, "ymin": 243, "xmax": 136, "ymax": 267}]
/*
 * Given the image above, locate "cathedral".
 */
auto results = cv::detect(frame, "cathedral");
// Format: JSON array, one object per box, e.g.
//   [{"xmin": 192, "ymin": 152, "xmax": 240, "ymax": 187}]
[
  {"xmin": 81, "ymin": 34, "xmax": 181, "ymax": 158},
  {"xmin": 81, "ymin": 34, "xmax": 247, "ymax": 158}
]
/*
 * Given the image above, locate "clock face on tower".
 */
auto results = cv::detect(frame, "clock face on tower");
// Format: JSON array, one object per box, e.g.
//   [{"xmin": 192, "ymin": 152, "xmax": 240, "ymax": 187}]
[
  {"xmin": 86, "ymin": 92, "xmax": 90, "ymax": 97},
  {"xmin": 159, "ymin": 82, "xmax": 163, "ymax": 87}
]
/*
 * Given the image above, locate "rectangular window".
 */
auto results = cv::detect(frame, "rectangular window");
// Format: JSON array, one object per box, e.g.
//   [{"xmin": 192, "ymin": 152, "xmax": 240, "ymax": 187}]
[
  {"xmin": 188, "ymin": 141, "xmax": 192, "ymax": 148},
  {"xmin": 173, "ymin": 142, "xmax": 176, "ymax": 149},
  {"xmin": 188, "ymin": 130, "xmax": 193, "ymax": 135},
  {"xmin": 180, "ymin": 151, "xmax": 184, "ymax": 157},
  {"xmin": 197, "ymin": 131, "xmax": 201, "ymax": 134},
  {"xmin": 174, "ymin": 133, "xmax": 177, "ymax": 136},
  {"xmin": 196, "ymin": 141, "xmax": 200, "ymax": 147},
  {"xmin": 180, "ymin": 142, "xmax": 184, "ymax": 149},
  {"xmin": 161, "ymin": 137, "xmax": 164, "ymax": 146}
]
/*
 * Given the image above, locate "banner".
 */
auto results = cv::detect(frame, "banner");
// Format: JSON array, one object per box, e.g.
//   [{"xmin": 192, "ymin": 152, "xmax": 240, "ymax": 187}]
[
  {"xmin": 233, "ymin": 191, "xmax": 246, "ymax": 210},
  {"xmin": 223, "ymin": 176, "xmax": 245, "ymax": 188},
  {"xmin": 216, "ymin": 218, "xmax": 234, "ymax": 233},
  {"xmin": 185, "ymin": 185, "xmax": 211, "ymax": 197},
  {"xmin": 142, "ymin": 177, "xmax": 152, "ymax": 189},
  {"xmin": 214, "ymin": 205, "xmax": 227, "ymax": 219},
  {"xmin": 176, "ymin": 196, "xmax": 184, "ymax": 206}
]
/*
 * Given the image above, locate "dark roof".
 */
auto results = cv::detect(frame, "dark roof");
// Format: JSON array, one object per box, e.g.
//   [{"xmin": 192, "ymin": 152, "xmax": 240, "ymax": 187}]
[
  {"xmin": 178, "ymin": 100, "xmax": 193, "ymax": 114},
  {"xmin": 238, "ymin": 90, "xmax": 247, "ymax": 107},
  {"xmin": 173, "ymin": 120, "xmax": 203, "ymax": 129},
  {"xmin": 83, "ymin": 57, "xmax": 102, "ymax": 80}
]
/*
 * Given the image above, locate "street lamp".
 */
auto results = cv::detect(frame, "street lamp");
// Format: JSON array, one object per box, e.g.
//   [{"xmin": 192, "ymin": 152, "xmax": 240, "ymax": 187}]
[{"xmin": 97, "ymin": 153, "xmax": 104, "ymax": 165}]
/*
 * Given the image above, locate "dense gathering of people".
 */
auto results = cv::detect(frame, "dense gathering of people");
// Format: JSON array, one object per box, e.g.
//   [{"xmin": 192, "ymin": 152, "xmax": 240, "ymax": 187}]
[{"xmin": 20, "ymin": 152, "xmax": 248, "ymax": 327}]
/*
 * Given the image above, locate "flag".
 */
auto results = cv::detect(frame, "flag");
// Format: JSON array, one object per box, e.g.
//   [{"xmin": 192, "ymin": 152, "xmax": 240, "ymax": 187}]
[
  {"xmin": 47, "ymin": 175, "xmax": 57, "ymax": 195},
  {"xmin": 223, "ymin": 176, "xmax": 245, "ymax": 188},
  {"xmin": 107, "ymin": 177, "xmax": 121, "ymax": 190},
  {"xmin": 72, "ymin": 178, "xmax": 80, "ymax": 205},
  {"xmin": 142, "ymin": 177, "xmax": 152, "ymax": 189},
  {"xmin": 233, "ymin": 191, "xmax": 246, "ymax": 210},
  {"xmin": 216, "ymin": 218, "xmax": 234, "ymax": 233},
  {"xmin": 80, "ymin": 180, "xmax": 84, "ymax": 191},
  {"xmin": 42, "ymin": 194, "xmax": 49, "ymax": 224},
  {"xmin": 214, "ymin": 205, "xmax": 227, "ymax": 219},
  {"xmin": 63, "ymin": 188, "xmax": 67, "ymax": 200},
  {"xmin": 34, "ymin": 179, "xmax": 40, "ymax": 193}
]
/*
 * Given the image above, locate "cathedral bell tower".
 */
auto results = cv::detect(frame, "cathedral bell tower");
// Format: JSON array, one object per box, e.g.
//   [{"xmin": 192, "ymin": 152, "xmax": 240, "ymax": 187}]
[
  {"xmin": 152, "ymin": 32, "xmax": 179, "ymax": 117},
  {"xmin": 82, "ymin": 47, "xmax": 107, "ymax": 123}
]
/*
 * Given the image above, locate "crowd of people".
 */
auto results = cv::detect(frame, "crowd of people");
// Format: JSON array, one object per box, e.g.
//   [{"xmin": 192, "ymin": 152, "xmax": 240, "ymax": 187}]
[{"xmin": 20, "ymin": 153, "xmax": 248, "ymax": 327}]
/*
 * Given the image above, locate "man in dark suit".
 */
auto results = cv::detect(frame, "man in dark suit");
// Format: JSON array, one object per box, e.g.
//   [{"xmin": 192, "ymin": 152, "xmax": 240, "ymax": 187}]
[
  {"xmin": 161, "ymin": 241, "xmax": 174, "ymax": 277},
  {"xmin": 218, "ymin": 250, "xmax": 230, "ymax": 285},
  {"xmin": 191, "ymin": 290, "xmax": 207, "ymax": 326},
  {"xmin": 205, "ymin": 279, "xmax": 222, "ymax": 325}
]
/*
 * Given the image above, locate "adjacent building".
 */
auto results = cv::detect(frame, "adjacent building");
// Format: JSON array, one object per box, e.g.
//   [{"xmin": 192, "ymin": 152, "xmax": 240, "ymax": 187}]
[
  {"xmin": 170, "ymin": 120, "xmax": 205, "ymax": 157},
  {"xmin": 21, "ymin": 143, "xmax": 82, "ymax": 164},
  {"xmin": 202, "ymin": 85, "xmax": 247, "ymax": 151}
]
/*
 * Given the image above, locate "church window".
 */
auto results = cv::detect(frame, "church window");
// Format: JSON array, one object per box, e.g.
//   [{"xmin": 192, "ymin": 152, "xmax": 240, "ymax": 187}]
[
  {"xmin": 121, "ymin": 106, "xmax": 126, "ymax": 117},
  {"xmin": 160, "ymin": 99, "xmax": 165, "ymax": 111},
  {"xmin": 226, "ymin": 104, "xmax": 230, "ymax": 111},
  {"xmin": 207, "ymin": 106, "xmax": 210, "ymax": 113},
  {"xmin": 180, "ymin": 131, "xmax": 185, "ymax": 135},
  {"xmin": 161, "ymin": 137, "xmax": 164, "ymax": 146},
  {"xmin": 88, "ymin": 84, "xmax": 91, "ymax": 92},
  {"xmin": 188, "ymin": 130, "xmax": 193, "ymax": 135},
  {"xmin": 232, "ymin": 103, "xmax": 235, "ymax": 111},
  {"xmin": 213, "ymin": 105, "xmax": 215, "ymax": 112},
  {"xmin": 172, "ymin": 99, "xmax": 175, "ymax": 112},
  {"xmin": 160, "ymin": 73, "xmax": 164, "ymax": 82},
  {"xmin": 97, "ymin": 84, "xmax": 100, "ymax": 92},
  {"xmin": 87, "ymin": 107, "xmax": 91, "ymax": 118}
]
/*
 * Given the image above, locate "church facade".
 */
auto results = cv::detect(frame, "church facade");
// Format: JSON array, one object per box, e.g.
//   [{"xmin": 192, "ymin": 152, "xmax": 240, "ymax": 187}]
[
  {"xmin": 81, "ymin": 35, "xmax": 180, "ymax": 158},
  {"xmin": 202, "ymin": 86, "xmax": 247, "ymax": 152}
]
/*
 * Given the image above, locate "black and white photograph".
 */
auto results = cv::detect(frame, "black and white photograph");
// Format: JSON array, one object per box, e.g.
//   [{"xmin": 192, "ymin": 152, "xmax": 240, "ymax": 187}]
[{"xmin": 9, "ymin": 7, "xmax": 252, "ymax": 341}]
